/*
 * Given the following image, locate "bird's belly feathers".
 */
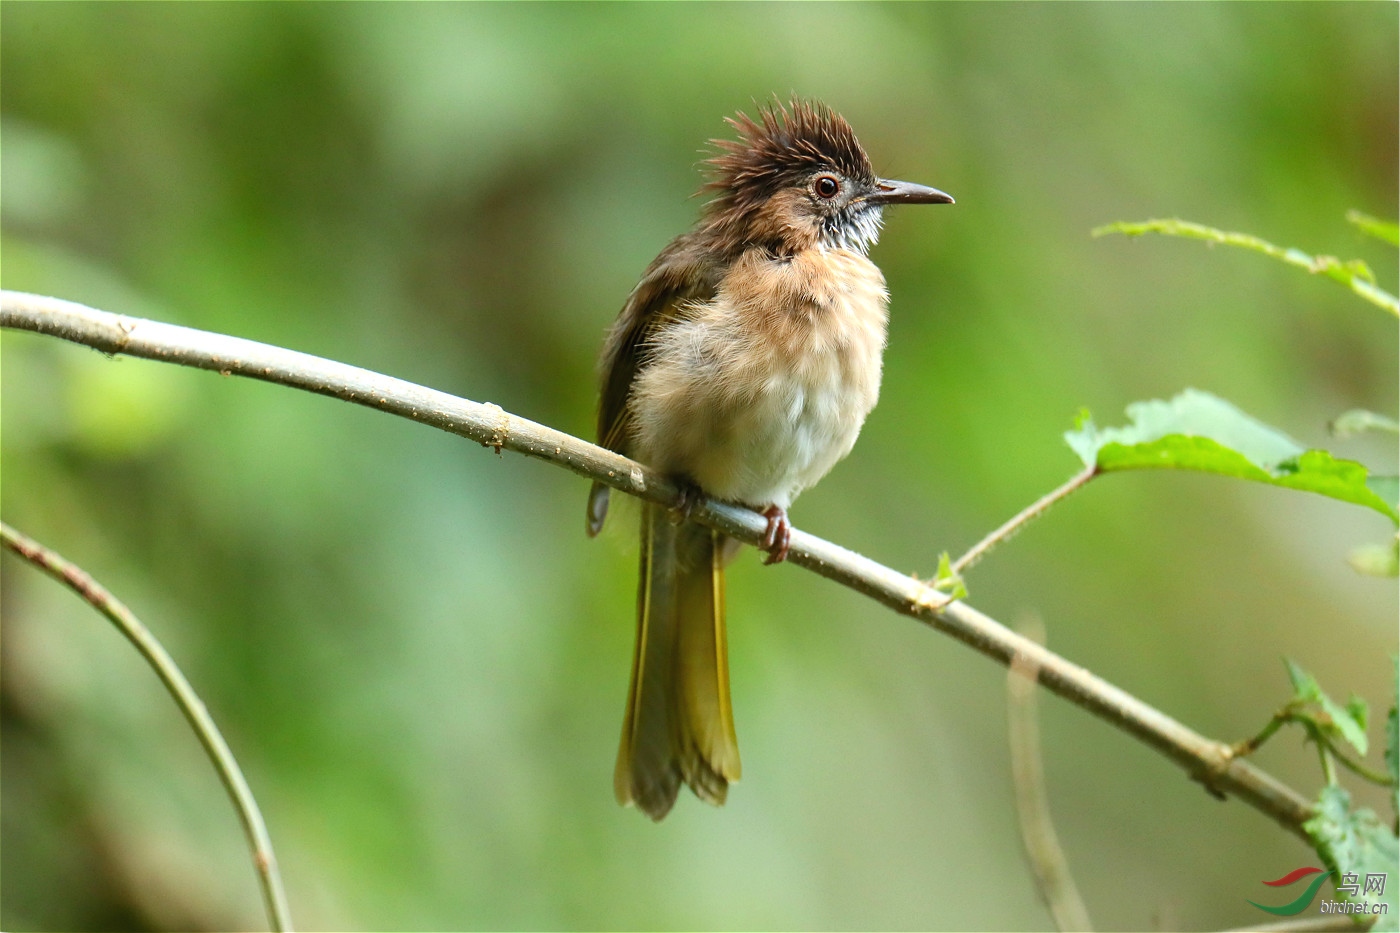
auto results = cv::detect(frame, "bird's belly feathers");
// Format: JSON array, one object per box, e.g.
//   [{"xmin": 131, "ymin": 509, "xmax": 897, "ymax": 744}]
[{"xmin": 630, "ymin": 248, "xmax": 889, "ymax": 509}]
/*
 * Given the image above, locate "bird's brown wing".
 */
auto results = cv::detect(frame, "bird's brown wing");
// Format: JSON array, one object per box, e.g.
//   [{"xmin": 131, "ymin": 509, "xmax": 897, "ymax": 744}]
[{"xmin": 587, "ymin": 235, "xmax": 719, "ymax": 536}]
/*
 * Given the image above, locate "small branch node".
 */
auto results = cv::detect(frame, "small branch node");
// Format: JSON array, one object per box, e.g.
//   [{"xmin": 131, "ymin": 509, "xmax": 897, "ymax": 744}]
[
  {"xmin": 912, "ymin": 582, "xmax": 954, "ymax": 615},
  {"xmin": 114, "ymin": 316, "xmax": 136, "ymax": 351},
  {"xmin": 481, "ymin": 402, "xmax": 510, "ymax": 452}
]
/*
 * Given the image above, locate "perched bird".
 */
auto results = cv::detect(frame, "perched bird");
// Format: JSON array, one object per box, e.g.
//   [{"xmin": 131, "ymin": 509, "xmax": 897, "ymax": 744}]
[{"xmin": 588, "ymin": 98, "xmax": 953, "ymax": 820}]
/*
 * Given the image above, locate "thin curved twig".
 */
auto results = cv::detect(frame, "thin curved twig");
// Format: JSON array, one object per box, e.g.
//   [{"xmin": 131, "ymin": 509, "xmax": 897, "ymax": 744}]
[
  {"xmin": 1, "ymin": 289, "xmax": 1317, "ymax": 840},
  {"xmin": 952, "ymin": 465, "xmax": 1097, "ymax": 575},
  {"xmin": 0, "ymin": 521, "xmax": 294, "ymax": 932},
  {"xmin": 1007, "ymin": 614, "xmax": 1092, "ymax": 931}
]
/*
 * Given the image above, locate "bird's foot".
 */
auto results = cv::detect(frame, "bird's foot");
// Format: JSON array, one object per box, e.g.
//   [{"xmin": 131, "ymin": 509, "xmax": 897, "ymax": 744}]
[
  {"xmin": 669, "ymin": 479, "xmax": 704, "ymax": 524},
  {"xmin": 760, "ymin": 505, "xmax": 791, "ymax": 565}
]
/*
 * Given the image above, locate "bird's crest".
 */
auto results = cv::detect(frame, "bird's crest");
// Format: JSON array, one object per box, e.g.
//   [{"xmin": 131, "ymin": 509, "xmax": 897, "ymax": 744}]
[{"xmin": 702, "ymin": 98, "xmax": 876, "ymax": 217}]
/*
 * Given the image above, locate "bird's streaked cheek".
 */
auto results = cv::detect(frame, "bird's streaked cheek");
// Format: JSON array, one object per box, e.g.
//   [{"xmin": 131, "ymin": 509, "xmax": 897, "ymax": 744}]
[{"xmin": 818, "ymin": 205, "xmax": 884, "ymax": 254}]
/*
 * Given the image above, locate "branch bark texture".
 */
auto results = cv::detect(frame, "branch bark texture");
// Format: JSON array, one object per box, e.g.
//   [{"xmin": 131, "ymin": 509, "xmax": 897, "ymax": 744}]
[{"xmin": 2, "ymin": 289, "xmax": 1316, "ymax": 839}]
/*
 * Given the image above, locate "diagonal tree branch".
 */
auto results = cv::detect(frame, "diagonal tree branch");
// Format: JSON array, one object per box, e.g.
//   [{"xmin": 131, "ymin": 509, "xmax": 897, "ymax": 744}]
[{"xmin": 1, "ymin": 289, "xmax": 1316, "ymax": 839}]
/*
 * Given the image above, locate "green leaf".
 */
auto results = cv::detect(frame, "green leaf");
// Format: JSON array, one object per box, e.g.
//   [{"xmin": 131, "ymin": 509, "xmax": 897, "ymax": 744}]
[
  {"xmin": 1064, "ymin": 390, "xmax": 1399, "ymax": 523},
  {"xmin": 1286, "ymin": 658, "xmax": 1323, "ymax": 704},
  {"xmin": 932, "ymin": 552, "xmax": 968, "ymax": 600},
  {"xmin": 1346, "ymin": 696, "xmax": 1370, "ymax": 734},
  {"xmin": 1328, "ymin": 695, "xmax": 1370, "ymax": 758},
  {"xmin": 1331, "ymin": 409, "xmax": 1400, "ymax": 438},
  {"xmin": 1093, "ymin": 217, "xmax": 1399, "ymax": 316},
  {"xmin": 1283, "ymin": 659, "xmax": 1369, "ymax": 756},
  {"xmin": 1368, "ymin": 477, "xmax": 1400, "ymax": 514},
  {"xmin": 1347, "ymin": 210, "xmax": 1400, "ymax": 247},
  {"xmin": 1304, "ymin": 785, "xmax": 1399, "ymax": 931}
]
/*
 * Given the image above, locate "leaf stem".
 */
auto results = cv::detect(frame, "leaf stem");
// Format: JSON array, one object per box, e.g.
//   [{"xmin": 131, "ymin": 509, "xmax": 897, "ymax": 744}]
[
  {"xmin": 1235, "ymin": 708, "xmax": 1395, "ymax": 787},
  {"xmin": 1233, "ymin": 707, "xmax": 1295, "ymax": 757},
  {"xmin": 952, "ymin": 465, "xmax": 1098, "ymax": 576},
  {"xmin": 1313, "ymin": 730, "xmax": 1338, "ymax": 787},
  {"xmin": 1094, "ymin": 218, "xmax": 1399, "ymax": 317},
  {"xmin": 1320, "ymin": 737, "xmax": 1397, "ymax": 787},
  {"xmin": 0, "ymin": 522, "xmax": 294, "ymax": 932}
]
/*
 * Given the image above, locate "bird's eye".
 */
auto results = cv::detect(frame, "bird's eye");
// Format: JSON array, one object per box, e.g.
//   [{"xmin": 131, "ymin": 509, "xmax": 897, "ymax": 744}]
[{"xmin": 813, "ymin": 174, "xmax": 841, "ymax": 199}]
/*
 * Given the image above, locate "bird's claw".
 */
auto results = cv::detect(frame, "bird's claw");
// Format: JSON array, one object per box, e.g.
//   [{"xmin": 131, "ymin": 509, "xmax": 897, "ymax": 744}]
[
  {"xmin": 669, "ymin": 481, "xmax": 703, "ymax": 524},
  {"xmin": 760, "ymin": 506, "xmax": 791, "ymax": 565}
]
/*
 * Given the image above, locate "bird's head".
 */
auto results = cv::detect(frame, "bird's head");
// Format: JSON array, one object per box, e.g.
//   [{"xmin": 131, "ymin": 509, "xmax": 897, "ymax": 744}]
[{"xmin": 700, "ymin": 98, "xmax": 953, "ymax": 256}]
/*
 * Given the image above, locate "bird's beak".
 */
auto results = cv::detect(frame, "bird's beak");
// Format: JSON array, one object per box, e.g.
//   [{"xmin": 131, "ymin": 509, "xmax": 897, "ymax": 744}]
[{"xmin": 867, "ymin": 179, "xmax": 955, "ymax": 205}]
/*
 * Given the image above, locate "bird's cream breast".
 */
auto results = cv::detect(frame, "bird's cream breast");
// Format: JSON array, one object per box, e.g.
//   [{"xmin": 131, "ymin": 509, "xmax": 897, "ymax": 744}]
[{"xmin": 629, "ymin": 247, "xmax": 889, "ymax": 508}]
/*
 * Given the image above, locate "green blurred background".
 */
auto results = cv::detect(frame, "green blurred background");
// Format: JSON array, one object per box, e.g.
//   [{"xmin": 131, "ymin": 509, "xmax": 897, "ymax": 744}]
[{"xmin": 2, "ymin": 3, "xmax": 1396, "ymax": 930}]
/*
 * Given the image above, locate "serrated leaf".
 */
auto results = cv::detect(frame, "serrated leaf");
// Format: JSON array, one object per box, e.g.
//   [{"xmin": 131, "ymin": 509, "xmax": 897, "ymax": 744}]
[
  {"xmin": 1064, "ymin": 390, "xmax": 1399, "ymax": 523},
  {"xmin": 1321, "ymin": 693, "xmax": 1369, "ymax": 758},
  {"xmin": 1304, "ymin": 785, "xmax": 1399, "ymax": 931},
  {"xmin": 1282, "ymin": 660, "xmax": 1369, "ymax": 755},
  {"xmin": 1069, "ymin": 389, "xmax": 1300, "ymax": 464},
  {"xmin": 1286, "ymin": 658, "xmax": 1323, "ymax": 704},
  {"xmin": 1347, "ymin": 210, "xmax": 1400, "ymax": 247}
]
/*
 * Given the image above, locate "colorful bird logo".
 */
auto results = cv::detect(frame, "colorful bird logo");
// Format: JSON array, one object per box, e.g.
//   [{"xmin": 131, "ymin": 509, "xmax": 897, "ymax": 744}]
[{"xmin": 1249, "ymin": 867, "xmax": 1333, "ymax": 916}]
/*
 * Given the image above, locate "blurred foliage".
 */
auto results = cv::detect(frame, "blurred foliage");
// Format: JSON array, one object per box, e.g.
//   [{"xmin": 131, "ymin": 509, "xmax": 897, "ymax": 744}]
[{"xmin": 2, "ymin": 3, "xmax": 1396, "ymax": 931}]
